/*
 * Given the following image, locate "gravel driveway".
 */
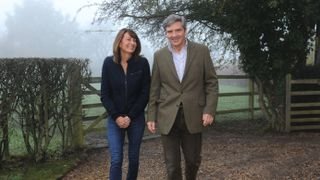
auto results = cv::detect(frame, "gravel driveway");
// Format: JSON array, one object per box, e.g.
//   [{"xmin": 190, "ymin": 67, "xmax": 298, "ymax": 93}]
[{"xmin": 62, "ymin": 119, "xmax": 320, "ymax": 179}]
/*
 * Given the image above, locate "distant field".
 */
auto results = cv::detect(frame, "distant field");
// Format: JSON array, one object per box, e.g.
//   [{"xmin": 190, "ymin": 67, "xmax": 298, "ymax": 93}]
[{"xmin": 82, "ymin": 81, "xmax": 261, "ymax": 127}]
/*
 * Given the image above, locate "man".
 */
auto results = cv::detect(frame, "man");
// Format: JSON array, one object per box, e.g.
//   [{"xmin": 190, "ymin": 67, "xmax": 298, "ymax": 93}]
[{"xmin": 147, "ymin": 14, "xmax": 219, "ymax": 180}]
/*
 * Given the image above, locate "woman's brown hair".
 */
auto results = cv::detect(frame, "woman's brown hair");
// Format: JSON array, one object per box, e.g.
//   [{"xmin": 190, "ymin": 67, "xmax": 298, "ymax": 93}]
[{"xmin": 112, "ymin": 28, "xmax": 141, "ymax": 63}]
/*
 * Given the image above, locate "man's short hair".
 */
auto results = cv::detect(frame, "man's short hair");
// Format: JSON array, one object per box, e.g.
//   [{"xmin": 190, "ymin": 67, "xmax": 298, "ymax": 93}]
[{"xmin": 162, "ymin": 14, "xmax": 186, "ymax": 31}]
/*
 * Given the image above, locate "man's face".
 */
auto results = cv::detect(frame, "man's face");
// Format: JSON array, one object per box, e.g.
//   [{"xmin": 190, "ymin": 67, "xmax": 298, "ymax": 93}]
[{"xmin": 165, "ymin": 21, "xmax": 186, "ymax": 50}]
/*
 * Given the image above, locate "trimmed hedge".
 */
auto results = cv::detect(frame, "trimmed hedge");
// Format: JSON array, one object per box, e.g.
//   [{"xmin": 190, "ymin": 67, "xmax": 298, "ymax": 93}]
[{"xmin": 0, "ymin": 58, "xmax": 90, "ymax": 163}]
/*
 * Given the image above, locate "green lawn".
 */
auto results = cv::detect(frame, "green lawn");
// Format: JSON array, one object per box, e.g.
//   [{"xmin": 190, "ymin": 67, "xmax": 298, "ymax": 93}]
[
  {"xmin": 3, "ymin": 128, "xmax": 80, "ymax": 180},
  {"xmin": 0, "ymin": 158, "xmax": 78, "ymax": 180}
]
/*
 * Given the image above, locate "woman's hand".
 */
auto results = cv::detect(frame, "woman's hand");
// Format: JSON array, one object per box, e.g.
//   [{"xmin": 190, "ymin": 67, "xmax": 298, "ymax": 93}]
[{"xmin": 116, "ymin": 116, "xmax": 131, "ymax": 128}]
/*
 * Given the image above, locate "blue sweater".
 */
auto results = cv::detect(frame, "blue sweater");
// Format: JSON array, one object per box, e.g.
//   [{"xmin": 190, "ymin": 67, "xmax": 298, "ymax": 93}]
[{"xmin": 100, "ymin": 56, "xmax": 150, "ymax": 120}]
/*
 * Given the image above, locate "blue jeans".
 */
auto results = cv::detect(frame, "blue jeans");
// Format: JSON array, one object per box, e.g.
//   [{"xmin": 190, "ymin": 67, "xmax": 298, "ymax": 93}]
[{"xmin": 107, "ymin": 114, "xmax": 145, "ymax": 180}]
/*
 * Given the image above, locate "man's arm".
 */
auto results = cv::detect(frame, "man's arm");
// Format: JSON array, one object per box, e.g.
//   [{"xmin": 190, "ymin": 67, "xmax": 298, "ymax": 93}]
[
  {"xmin": 147, "ymin": 52, "xmax": 161, "ymax": 133},
  {"xmin": 203, "ymin": 46, "xmax": 219, "ymax": 116}
]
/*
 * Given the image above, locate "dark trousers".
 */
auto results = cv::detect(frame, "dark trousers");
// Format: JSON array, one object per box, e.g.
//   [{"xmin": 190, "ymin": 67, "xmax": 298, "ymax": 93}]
[{"xmin": 161, "ymin": 107, "xmax": 202, "ymax": 180}]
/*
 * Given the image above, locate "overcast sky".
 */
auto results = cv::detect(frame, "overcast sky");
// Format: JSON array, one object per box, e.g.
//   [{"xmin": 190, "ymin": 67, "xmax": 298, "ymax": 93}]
[
  {"xmin": 0, "ymin": 0, "xmax": 103, "ymax": 34},
  {"xmin": 0, "ymin": 0, "xmax": 155, "ymax": 76}
]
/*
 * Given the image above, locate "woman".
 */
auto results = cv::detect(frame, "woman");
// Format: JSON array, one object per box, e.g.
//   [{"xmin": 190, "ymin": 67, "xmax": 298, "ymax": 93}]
[{"xmin": 100, "ymin": 28, "xmax": 150, "ymax": 180}]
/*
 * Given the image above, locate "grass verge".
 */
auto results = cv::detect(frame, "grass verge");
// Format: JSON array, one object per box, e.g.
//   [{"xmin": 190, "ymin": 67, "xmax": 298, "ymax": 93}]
[{"xmin": 0, "ymin": 154, "xmax": 82, "ymax": 180}]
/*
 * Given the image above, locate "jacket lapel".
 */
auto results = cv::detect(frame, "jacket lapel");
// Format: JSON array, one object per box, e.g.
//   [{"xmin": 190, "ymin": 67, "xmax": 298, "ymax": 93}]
[
  {"xmin": 182, "ymin": 41, "xmax": 195, "ymax": 83},
  {"xmin": 163, "ymin": 47, "xmax": 180, "ymax": 82}
]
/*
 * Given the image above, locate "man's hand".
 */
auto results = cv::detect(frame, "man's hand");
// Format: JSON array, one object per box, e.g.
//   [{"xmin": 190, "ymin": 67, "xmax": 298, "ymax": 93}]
[
  {"xmin": 202, "ymin": 114, "xmax": 214, "ymax": 127},
  {"xmin": 147, "ymin": 121, "xmax": 156, "ymax": 134}
]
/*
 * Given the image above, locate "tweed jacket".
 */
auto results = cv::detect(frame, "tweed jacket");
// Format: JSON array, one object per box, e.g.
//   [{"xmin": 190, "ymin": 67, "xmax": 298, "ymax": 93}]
[{"xmin": 147, "ymin": 41, "xmax": 219, "ymax": 134}]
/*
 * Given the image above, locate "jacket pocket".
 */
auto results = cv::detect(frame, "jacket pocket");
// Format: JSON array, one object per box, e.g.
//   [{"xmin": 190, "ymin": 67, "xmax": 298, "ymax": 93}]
[{"xmin": 129, "ymin": 70, "xmax": 142, "ymax": 76}]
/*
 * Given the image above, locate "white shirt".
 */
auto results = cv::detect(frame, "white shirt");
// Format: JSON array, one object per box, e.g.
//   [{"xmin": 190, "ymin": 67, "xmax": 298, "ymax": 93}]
[{"xmin": 168, "ymin": 40, "xmax": 188, "ymax": 82}]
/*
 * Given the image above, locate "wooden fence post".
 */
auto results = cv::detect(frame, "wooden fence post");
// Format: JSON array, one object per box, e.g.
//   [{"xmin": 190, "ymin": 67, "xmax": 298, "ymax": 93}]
[
  {"xmin": 285, "ymin": 74, "xmax": 292, "ymax": 132},
  {"xmin": 70, "ymin": 64, "xmax": 84, "ymax": 148},
  {"xmin": 248, "ymin": 78, "xmax": 255, "ymax": 120},
  {"xmin": 1, "ymin": 114, "xmax": 10, "ymax": 160},
  {"xmin": 0, "ymin": 95, "xmax": 13, "ymax": 161}
]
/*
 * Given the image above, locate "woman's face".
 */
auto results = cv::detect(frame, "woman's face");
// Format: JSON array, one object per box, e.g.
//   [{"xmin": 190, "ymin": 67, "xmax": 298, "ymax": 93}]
[{"xmin": 119, "ymin": 32, "xmax": 137, "ymax": 55}]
